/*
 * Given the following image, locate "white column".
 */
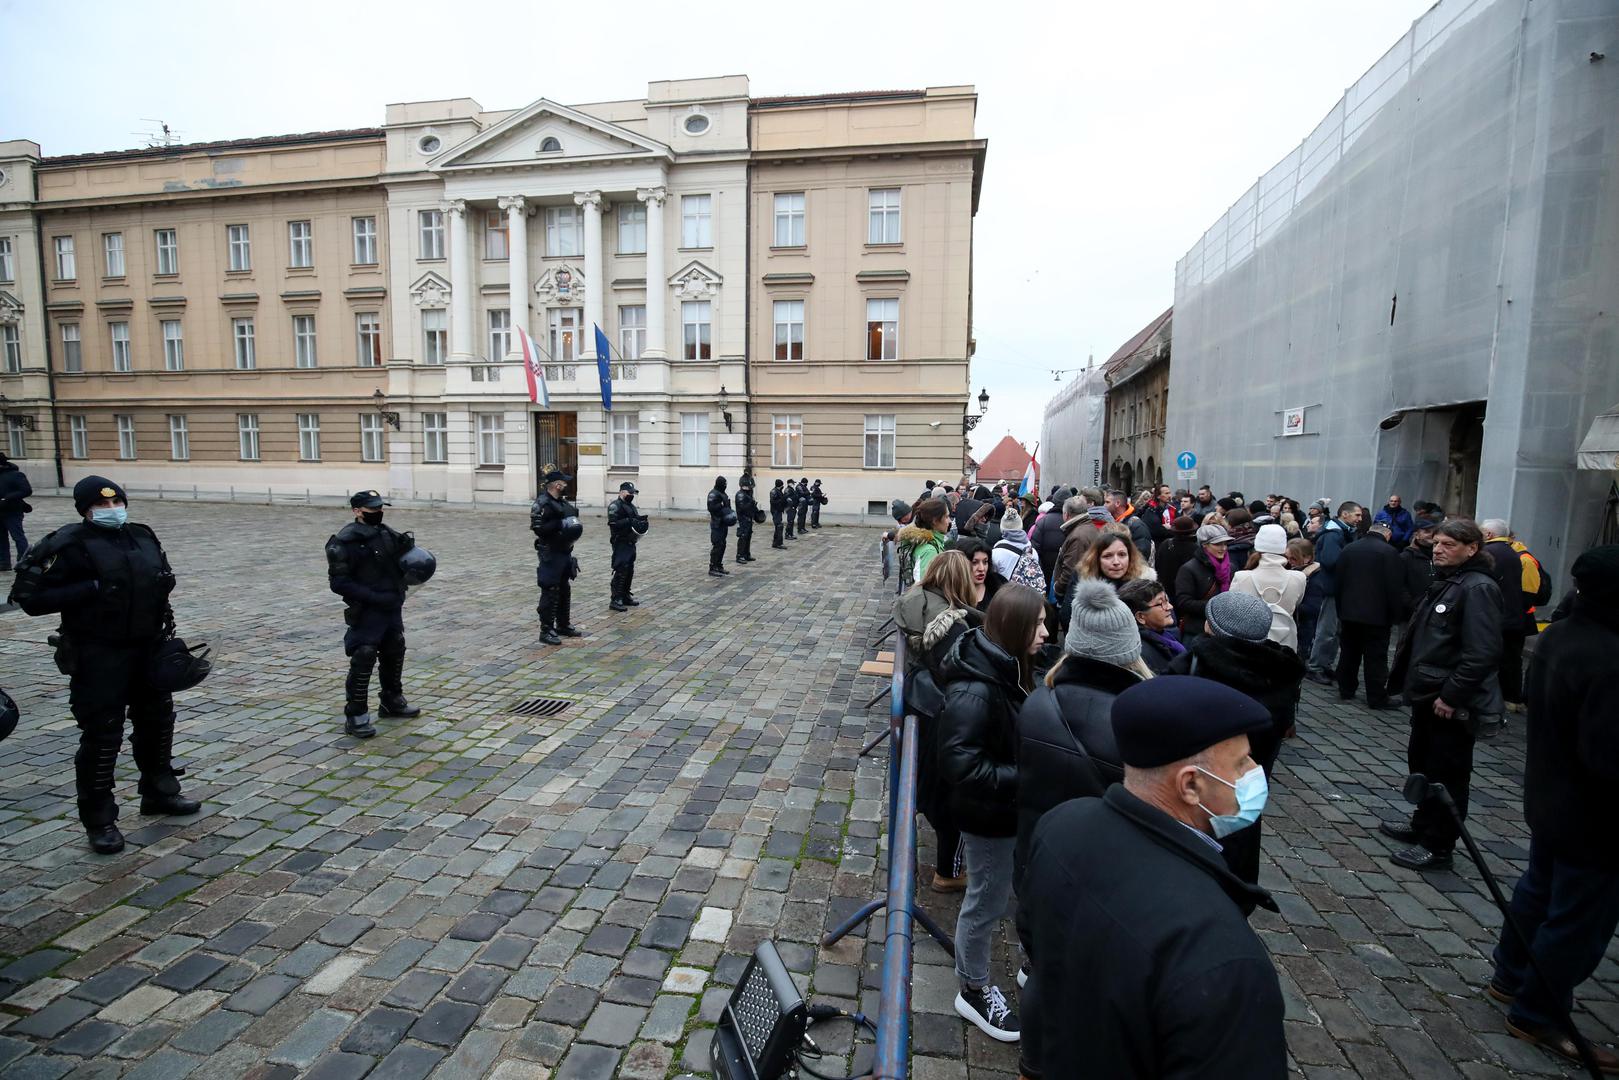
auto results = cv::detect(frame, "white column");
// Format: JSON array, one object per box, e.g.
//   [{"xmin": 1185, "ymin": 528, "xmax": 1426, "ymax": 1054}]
[
  {"xmin": 575, "ymin": 190, "xmax": 604, "ymax": 358},
  {"xmin": 499, "ymin": 195, "xmax": 528, "ymax": 360},
  {"xmin": 446, "ymin": 200, "xmax": 473, "ymax": 361},
  {"xmin": 637, "ymin": 187, "xmax": 668, "ymax": 359}
]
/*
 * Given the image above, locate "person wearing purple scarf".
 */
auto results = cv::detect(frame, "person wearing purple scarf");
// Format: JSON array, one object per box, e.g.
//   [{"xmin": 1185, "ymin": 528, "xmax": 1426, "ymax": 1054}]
[{"xmin": 1119, "ymin": 579, "xmax": 1186, "ymax": 674}]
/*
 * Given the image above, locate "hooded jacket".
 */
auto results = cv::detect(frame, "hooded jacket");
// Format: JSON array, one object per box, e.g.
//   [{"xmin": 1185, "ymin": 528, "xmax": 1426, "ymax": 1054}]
[
  {"xmin": 936, "ymin": 627, "xmax": 1027, "ymax": 837},
  {"xmin": 1054, "ymin": 515, "xmax": 1102, "ymax": 593},
  {"xmin": 1173, "ymin": 547, "xmax": 1224, "ymax": 639},
  {"xmin": 1028, "ymin": 509, "xmax": 1068, "ymax": 585},
  {"xmin": 1374, "ymin": 504, "xmax": 1416, "ymax": 546},
  {"xmin": 895, "ymin": 523, "xmax": 946, "ymax": 589},
  {"xmin": 1167, "ymin": 634, "xmax": 1306, "ymax": 746},
  {"xmin": 1389, "ymin": 552, "xmax": 1504, "ymax": 712},
  {"xmin": 1154, "ymin": 533, "xmax": 1200, "ymax": 600},
  {"xmin": 1230, "ymin": 554, "xmax": 1307, "ymax": 648},
  {"xmin": 0, "ymin": 459, "xmax": 32, "ymax": 514}
]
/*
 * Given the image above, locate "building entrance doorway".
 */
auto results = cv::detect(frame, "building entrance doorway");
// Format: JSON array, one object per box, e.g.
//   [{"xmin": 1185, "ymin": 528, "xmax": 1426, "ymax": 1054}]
[
  {"xmin": 534, "ymin": 412, "xmax": 578, "ymax": 499},
  {"xmin": 1440, "ymin": 402, "xmax": 1485, "ymax": 521}
]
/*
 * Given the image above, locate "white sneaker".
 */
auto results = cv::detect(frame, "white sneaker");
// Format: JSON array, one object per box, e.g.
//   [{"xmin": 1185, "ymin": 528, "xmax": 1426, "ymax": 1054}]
[
  {"xmin": 955, "ymin": 984, "xmax": 1020, "ymax": 1042},
  {"xmin": 1016, "ymin": 966, "xmax": 1028, "ymax": 990}
]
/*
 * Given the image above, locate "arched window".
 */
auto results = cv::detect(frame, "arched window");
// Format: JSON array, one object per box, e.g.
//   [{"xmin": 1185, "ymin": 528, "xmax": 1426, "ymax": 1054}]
[{"xmin": 539, "ymin": 137, "xmax": 562, "ymax": 153}]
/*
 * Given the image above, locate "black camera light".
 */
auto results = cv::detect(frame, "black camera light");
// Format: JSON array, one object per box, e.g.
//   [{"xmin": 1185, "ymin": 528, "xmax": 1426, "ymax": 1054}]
[{"xmin": 711, "ymin": 941, "xmax": 808, "ymax": 1080}]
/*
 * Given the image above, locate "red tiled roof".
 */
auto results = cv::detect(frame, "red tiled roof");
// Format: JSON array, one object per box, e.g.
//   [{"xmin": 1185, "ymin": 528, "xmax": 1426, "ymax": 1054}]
[
  {"xmin": 43, "ymin": 128, "xmax": 384, "ymax": 167},
  {"xmin": 1103, "ymin": 307, "xmax": 1173, "ymax": 373},
  {"xmin": 751, "ymin": 90, "xmax": 924, "ymax": 108},
  {"xmin": 977, "ymin": 435, "xmax": 1037, "ymax": 482}
]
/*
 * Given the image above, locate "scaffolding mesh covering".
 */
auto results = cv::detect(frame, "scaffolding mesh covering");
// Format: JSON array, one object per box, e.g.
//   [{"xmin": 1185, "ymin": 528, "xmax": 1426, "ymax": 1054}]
[
  {"xmin": 1041, "ymin": 365, "xmax": 1108, "ymax": 494},
  {"xmin": 1167, "ymin": 0, "xmax": 1619, "ymax": 586}
]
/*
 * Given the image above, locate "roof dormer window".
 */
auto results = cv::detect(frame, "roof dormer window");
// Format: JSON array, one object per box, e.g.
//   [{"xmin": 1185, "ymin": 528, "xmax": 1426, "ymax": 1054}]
[{"xmin": 539, "ymin": 136, "xmax": 562, "ymax": 153}]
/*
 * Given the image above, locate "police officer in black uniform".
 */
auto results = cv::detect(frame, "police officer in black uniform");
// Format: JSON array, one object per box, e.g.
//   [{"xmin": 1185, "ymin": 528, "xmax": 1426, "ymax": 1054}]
[
  {"xmin": 784, "ymin": 478, "xmax": 799, "ymax": 540},
  {"xmin": 532, "ymin": 470, "xmax": 584, "ymax": 644},
  {"xmin": 735, "ymin": 475, "xmax": 758, "ymax": 563},
  {"xmin": 795, "ymin": 477, "xmax": 812, "ymax": 534},
  {"xmin": 810, "ymin": 479, "xmax": 826, "ymax": 529},
  {"xmin": 707, "ymin": 476, "xmax": 734, "ymax": 576},
  {"xmin": 9, "ymin": 476, "xmax": 199, "ymax": 854},
  {"xmin": 326, "ymin": 490, "xmax": 422, "ymax": 739},
  {"xmin": 770, "ymin": 479, "xmax": 788, "ymax": 549},
  {"xmin": 607, "ymin": 481, "xmax": 649, "ymax": 611}
]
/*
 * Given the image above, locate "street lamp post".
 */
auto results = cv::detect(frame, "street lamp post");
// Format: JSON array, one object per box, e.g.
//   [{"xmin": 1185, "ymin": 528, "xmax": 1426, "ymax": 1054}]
[{"xmin": 963, "ymin": 387, "xmax": 990, "ymax": 434}]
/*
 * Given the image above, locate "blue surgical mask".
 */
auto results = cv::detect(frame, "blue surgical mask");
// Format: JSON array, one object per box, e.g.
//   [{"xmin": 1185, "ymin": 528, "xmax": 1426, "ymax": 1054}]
[
  {"xmin": 90, "ymin": 506, "xmax": 128, "ymax": 529},
  {"xmin": 1196, "ymin": 764, "xmax": 1268, "ymax": 838}
]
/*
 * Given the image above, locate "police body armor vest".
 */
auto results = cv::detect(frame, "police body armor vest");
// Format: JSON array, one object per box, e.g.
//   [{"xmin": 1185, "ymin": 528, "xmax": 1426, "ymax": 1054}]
[
  {"xmin": 69, "ymin": 523, "xmax": 170, "ymax": 642},
  {"xmin": 330, "ymin": 523, "xmax": 409, "ymax": 605}
]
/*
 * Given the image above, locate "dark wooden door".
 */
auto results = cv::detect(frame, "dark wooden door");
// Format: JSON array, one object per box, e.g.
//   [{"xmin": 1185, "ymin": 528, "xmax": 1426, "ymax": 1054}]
[{"xmin": 534, "ymin": 412, "xmax": 579, "ymax": 499}]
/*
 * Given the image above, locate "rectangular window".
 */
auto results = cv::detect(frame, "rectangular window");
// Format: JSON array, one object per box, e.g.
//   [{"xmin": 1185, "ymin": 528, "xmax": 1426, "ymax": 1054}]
[
  {"xmin": 116, "ymin": 414, "xmax": 137, "ymax": 460},
  {"xmin": 681, "ymin": 194, "xmax": 712, "ymax": 248},
  {"xmin": 0, "ymin": 236, "xmax": 12, "ymax": 282},
  {"xmin": 288, "ymin": 220, "xmax": 313, "ymax": 268},
  {"xmin": 110, "ymin": 321, "xmax": 132, "ymax": 372},
  {"xmin": 484, "ymin": 210, "xmax": 508, "ymax": 260},
  {"xmin": 293, "ymin": 314, "xmax": 317, "ymax": 368},
  {"xmin": 237, "ymin": 413, "xmax": 260, "ymax": 460},
  {"xmin": 545, "ymin": 206, "xmax": 580, "ymax": 257},
  {"xmin": 422, "ymin": 411, "xmax": 447, "ymax": 463},
  {"xmin": 161, "ymin": 319, "xmax": 184, "ymax": 371},
  {"xmin": 298, "ymin": 413, "xmax": 321, "ymax": 461},
  {"xmin": 168, "ymin": 414, "xmax": 190, "ymax": 460},
  {"xmin": 233, "ymin": 318, "xmax": 256, "ymax": 369},
  {"xmin": 773, "ymin": 299, "xmax": 804, "ymax": 361},
  {"xmin": 487, "ymin": 308, "xmax": 511, "ymax": 361},
  {"xmin": 227, "ymin": 224, "xmax": 251, "ymax": 271},
  {"xmin": 618, "ymin": 305, "xmax": 645, "ymax": 360},
  {"xmin": 356, "ymin": 312, "xmax": 382, "ymax": 367},
  {"xmin": 864, "ymin": 413, "xmax": 896, "ymax": 469},
  {"xmin": 548, "ymin": 307, "xmax": 579, "ymax": 364},
  {"xmin": 680, "ymin": 412, "xmax": 709, "ymax": 467},
  {"xmin": 868, "ymin": 188, "xmax": 901, "ymax": 244},
  {"xmin": 6, "ymin": 417, "xmax": 25, "ymax": 459},
  {"xmin": 53, "ymin": 235, "xmax": 75, "ymax": 280},
  {"xmin": 155, "ymin": 229, "xmax": 178, "ymax": 275},
  {"xmin": 610, "ymin": 412, "xmax": 639, "ymax": 466},
  {"xmin": 418, "ymin": 209, "xmax": 444, "ymax": 260},
  {"xmin": 69, "ymin": 414, "xmax": 88, "ymax": 459},
  {"xmin": 772, "ymin": 414, "xmax": 802, "ymax": 468},
  {"xmin": 422, "ymin": 310, "xmax": 447, "ymax": 365},
  {"xmin": 682, "ymin": 301, "xmax": 711, "ymax": 360},
  {"xmin": 352, "ymin": 216, "xmax": 378, "ymax": 265},
  {"xmin": 360, "ymin": 414, "xmax": 386, "ymax": 462},
  {"xmin": 616, "ymin": 202, "xmax": 646, "ymax": 254},
  {"xmin": 61, "ymin": 323, "xmax": 82, "ymax": 372},
  {"xmin": 866, "ymin": 297, "xmax": 898, "ymax": 360},
  {"xmin": 103, "ymin": 232, "xmax": 125, "ymax": 277},
  {"xmin": 476, "ymin": 413, "xmax": 505, "ymax": 466},
  {"xmin": 1, "ymin": 325, "xmax": 19, "ymax": 373},
  {"xmin": 773, "ymin": 192, "xmax": 805, "ymax": 247}
]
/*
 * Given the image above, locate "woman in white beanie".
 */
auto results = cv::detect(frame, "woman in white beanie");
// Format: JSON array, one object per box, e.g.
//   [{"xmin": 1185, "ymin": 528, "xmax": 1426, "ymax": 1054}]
[{"xmin": 1230, "ymin": 522, "xmax": 1306, "ymax": 650}]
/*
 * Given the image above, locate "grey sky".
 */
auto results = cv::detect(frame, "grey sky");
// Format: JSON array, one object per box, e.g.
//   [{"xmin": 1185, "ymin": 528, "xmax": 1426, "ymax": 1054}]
[{"xmin": 1, "ymin": 0, "xmax": 1433, "ymax": 462}]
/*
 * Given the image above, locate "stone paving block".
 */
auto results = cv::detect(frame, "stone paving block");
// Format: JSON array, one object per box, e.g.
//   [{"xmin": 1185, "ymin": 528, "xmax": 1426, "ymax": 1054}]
[
  {"xmin": 383, "ymin": 970, "xmax": 450, "ymax": 1011},
  {"xmin": 303, "ymin": 1052, "xmax": 377, "ymax": 1080},
  {"xmin": 170, "ymin": 1006, "xmax": 254, "ymax": 1054},
  {"xmin": 10, "ymin": 997, "xmax": 98, "ymax": 1038},
  {"xmin": 536, "ymin": 983, "xmax": 599, "ymax": 1027},
  {"xmin": 121, "ymin": 1049, "xmax": 203, "ymax": 1080},
  {"xmin": 226, "ymin": 973, "xmax": 301, "ymax": 1016},
  {"xmin": 580, "ymin": 1002, "xmax": 646, "ymax": 1048},
  {"xmin": 152, "ymin": 951, "xmax": 228, "ymax": 992},
  {"xmin": 50, "ymin": 1018, "xmax": 126, "ymax": 1057},
  {"xmin": 555, "ymin": 1042, "xmax": 620, "ymax": 1080},
  {"xmin": 268, "ymin": 1008, "xmax": 355, "ymax": 1068},
  {"xmin": 370, "ymin": 1042, "xmax": 445, "ymax": 1080},
  {"xmin": 409, "ymin": 1000, "xmax": 480, "ymax": 1047}
]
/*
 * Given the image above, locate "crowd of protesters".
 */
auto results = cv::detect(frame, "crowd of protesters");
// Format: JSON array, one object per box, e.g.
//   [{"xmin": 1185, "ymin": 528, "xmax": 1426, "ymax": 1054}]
[{"xmin": 887, "ymin": 474, "xmax": 1619, "ymax": 1075}]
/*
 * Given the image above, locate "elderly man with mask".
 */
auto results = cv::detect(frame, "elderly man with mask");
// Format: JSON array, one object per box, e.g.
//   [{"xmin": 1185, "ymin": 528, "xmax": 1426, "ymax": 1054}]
[{"xmin": 1021, "ymin": 675, "xmax": 1286, "ymax": 1079}]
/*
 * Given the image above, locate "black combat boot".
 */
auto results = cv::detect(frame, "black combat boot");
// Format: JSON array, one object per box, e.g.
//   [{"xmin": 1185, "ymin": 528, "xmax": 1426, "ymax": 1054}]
[
  {"xmin": 344, "ymin": 646, "xmax": 378, "ymax": 737},
  {"xmin": 610, "ymin": 568, "xmax": 629, "ymax": 611},
  {"xmin": 622, "ymin": 566, "xmax": 640, "ymax": 606},
  {"xmin": 377, "ymin": 645, "xmax": 421, "ymax": 718},
  {"xmin": 557, "ymin": 588, "xmax": 583, "ymax": 637},
  {"xmin": 132, "ymin": 718, "xmax": 201, "ymax": 816},
  {"xmin": 538, "ymin": 588, "xmax": 562, "ymax": 645},
  {"xmin": 77, "ymin": 736, "xmax": 125, "ymax": 854}
]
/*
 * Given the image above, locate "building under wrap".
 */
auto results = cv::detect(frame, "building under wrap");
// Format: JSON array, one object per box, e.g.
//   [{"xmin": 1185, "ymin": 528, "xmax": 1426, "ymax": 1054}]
[
  {"xmin": 1167, "ymin": 0, "xmax": 1619, "ymax": 586},
  {"xmin": 1041, "ymin": 364, "xmax": 1108, "ymax": 495}
]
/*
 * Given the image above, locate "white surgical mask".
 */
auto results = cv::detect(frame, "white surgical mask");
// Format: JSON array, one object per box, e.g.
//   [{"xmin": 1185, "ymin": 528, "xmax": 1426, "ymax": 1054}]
[
  {"xmin": 90, "ymin": 506, "xmax": 128, "ymax": 529},
  {"xmin": 1196, "ymin": 764, "xmax": 1268, "ymax": 838}
]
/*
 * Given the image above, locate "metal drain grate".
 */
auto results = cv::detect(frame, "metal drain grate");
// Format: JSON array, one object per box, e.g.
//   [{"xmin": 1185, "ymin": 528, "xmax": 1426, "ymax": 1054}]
[{"xmin": 510, "ymin": 697, "xmax": 571, "ymax": 718}]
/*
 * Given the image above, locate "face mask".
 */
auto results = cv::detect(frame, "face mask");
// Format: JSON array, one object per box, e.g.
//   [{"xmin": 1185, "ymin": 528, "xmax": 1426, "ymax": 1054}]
[
  {"xmin": 1196, "ymin": 764, "xmax": 1268, "ymax": 838},
  {"xmin": 90, "ymin": 506, "xmax": 128, "ymax": 529},
  {"xmin": 361, "ymin": 510, "xmax": 384, "ymax": 525}
]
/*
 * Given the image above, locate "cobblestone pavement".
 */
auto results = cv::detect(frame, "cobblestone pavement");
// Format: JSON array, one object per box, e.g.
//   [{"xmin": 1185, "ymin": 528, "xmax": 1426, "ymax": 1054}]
[{"xmin": 0, "ymin": 496, "xmax": 1605, "ymax": 1079}]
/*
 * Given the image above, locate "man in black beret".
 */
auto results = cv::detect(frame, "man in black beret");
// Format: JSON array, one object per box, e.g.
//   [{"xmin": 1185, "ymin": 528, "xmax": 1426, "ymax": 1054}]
[{"xmin": 1019, "ymin": 675, "xmax": 1287, "ymax": 1080}]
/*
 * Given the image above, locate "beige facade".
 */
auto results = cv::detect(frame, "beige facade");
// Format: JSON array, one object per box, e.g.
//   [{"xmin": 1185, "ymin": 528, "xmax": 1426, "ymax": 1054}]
[
  {"xmin": 0, "ymin": 141, "xmax": 51, "ymax": 487},
  {"xmin": 1102, "ymin": 309, "xmax": 1173, "ymax": 494}
]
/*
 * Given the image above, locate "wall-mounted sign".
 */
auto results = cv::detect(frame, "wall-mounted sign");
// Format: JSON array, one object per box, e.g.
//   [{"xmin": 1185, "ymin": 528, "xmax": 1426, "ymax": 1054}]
[
  {"xmin": 576, "ymin": 443, "xmax": 604, "ymax": 456},
  {"xmin": 1282, "ymin": 406, "xmax": 1308, "ymax": 437}
]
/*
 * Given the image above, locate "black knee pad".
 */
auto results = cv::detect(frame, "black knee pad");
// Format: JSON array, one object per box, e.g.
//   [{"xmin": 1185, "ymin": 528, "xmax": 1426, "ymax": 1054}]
[{"xmin": 350, "ymin": 644, "xmax": 380, "ymax": 667}]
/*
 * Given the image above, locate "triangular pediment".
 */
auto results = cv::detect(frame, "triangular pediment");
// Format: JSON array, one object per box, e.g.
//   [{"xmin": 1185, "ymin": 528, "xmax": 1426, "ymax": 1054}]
[
  {"xmin": 409, "ymin": 271, "xmax": 452, "ymax": 307},
  {"xmin": 669, "ymin": 260, "xmax": 722, "ymax": 300},
  {"xmin": 433, "ymin": 99, "xmax": 672, "ymax": 170},
  {"xmin": 0, "ymin": 290, "xmax": 22, "ymax": 324}
]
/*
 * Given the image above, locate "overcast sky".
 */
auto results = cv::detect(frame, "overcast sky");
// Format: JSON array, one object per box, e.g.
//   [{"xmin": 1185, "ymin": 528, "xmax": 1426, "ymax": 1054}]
[{"xmin": 1, "ymin": 0, "xmax": 1433, "ymax": 460}]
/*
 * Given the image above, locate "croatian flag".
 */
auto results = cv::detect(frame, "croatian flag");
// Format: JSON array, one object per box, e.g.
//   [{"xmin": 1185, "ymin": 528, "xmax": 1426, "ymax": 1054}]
[
  {"xmin": 515, "ymin": 325, "xmax": 550, "ymax": 407},
  {"xmin": 593, "ymin": 324, "xmax": 613, "ymax": 413},
  {"xmin": 1018, "ymin": 442, "xmax": 1040, "ymax": 498}
]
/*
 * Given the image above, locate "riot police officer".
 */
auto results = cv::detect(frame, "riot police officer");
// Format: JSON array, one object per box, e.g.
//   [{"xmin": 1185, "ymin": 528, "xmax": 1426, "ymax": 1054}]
[
  {"xmin": 784, "ymin": 477, "xmax": 799, "ymax": 540},
  {"xmin": 9, "ymin": 476, "xmax": 200, "ymax": 854},
  {"xmin": 735, "ymin": 475, "xmax": 759, "ymax": 563},
  {"xmin": 532, "ymin": 470, "xmax": 584, "ymax": 644},
  {"xmin": 326, "ymin": 490, "xmax": 422, "ymax": 739},
  {"xmin": 770, "ymin": 479, "xmax": 788, "ymax": 549},
  {"xmin": 607, "ymin": 481, "xmax": 649, "ymax": 611},
  {"xmin": 795, "ymin": 478, "xmax": 812, "ymax": 534},
  {"xmin": 707, "ymin": 476, "xmax": 734, "ymax": 576},
  {"xmin": 810, "ymin": 479, "xmax": 826, "ymax": 529}
]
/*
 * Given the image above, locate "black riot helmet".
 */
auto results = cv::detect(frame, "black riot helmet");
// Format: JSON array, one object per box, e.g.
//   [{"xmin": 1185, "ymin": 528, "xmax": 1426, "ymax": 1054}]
[
  {"xmin": 400, "ymin": 546, "xmax": 437, "ymax": 586},
  {"xmin": 714, "ymin": 476, "xmax": 727, "ymax": 492},
  {"xmin": 560, "ymin": 515, "xmax": 584, "ymax": 542},
  {"xmin": 0, "ymin": 687, "xmax": 16, "ymax": 742},
  {"xmin": 148, "ymin": 639, "xmax": 212, "ymax": 694}
]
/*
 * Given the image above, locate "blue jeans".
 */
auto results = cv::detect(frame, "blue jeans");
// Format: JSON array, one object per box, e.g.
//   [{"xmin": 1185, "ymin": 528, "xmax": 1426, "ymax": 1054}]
[
  {"xmin": 1492, "ymin": 835, "xmax": 1619, "ymax": 1030},
  {"xmin": 0, "ymin": 511, "xmax": 26, "ymax": 569}
]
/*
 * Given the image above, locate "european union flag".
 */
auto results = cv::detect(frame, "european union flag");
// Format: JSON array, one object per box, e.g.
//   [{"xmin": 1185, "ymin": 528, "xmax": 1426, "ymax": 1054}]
[{"xmin": 593, "ymin": 324, "xmax": 613, "ymax": 412}]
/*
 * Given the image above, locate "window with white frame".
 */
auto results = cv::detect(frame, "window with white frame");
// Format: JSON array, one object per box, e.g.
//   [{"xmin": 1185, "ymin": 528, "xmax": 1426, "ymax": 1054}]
[
  {"xmin": 682, "ymin": 301, "xmax": 711, "ymax": 360},
  {"xmin": 864, "ymin": 413, "xmax": 896, "ymax": 469},
  {"xmin": 109, "ymin": 321, "xmax": 132, "ymax": 372},
  {"xmin": 356, "ymin": 312, "xmax": 382, "ymax": 366},
  {"xmin": 610, "ymin": 412, "xmax": 639, "ymax": 466},
  {"xmin": 60, "ymin": 323, "xmax": 81, "ymax": 372},
  {"xmin": 232, "ymin": 317, "xmax": 256, "ymax": 369},
  {"xmin": 6, "ymin": 416, "xmax": 24, "ymax": 459},
  {"xmin": 619, "ymin": 305, "xmax": 645, "ymax": 360},
  {"xmin": 116, "ymin": 414, "xmax": 137, "ymax": 459},
  {"xmin": 1, "ymin": 325, "xmax": 19, "ymax": 373},
  {"xmin": 418, "ymin": 209, "xmax": 444, "ymax": 260},
  {"xmin": 774, "ymin": 300, "xmax": 804, "ymax": 361},
  {"xmin": 487, "ymin": 308, "xmax": 511, "ymax": 361},
  {"xmin": 680, "ymin": 412, "xmax": 709, "ymax": 466},
  {"xmin": 237, "ymin": 413, "xmax": 261, "ymax": 460},
  {"xmin": 168, "ymin": 414, "xmax": 189, "ymax": 460},
  {"xmin": 352, "ymin": 216, "xmax": 378, "ymax": 264},
  {"xmin": 616, "ymin": 202, "xmax": 646, "ymax": 254},
  {"xmin": 53, "ymin": 235, "xmax": 75, "ymax": 280},
  {"xmin": 297, "ymin": 413, "xmax": 321, "ymax": 461},
  {"xmin": 422, "ymin": 310, "xmax": 446, "ymax": 365},
  {"xmin": 866, "ymin": 297, "xmax": 898, "ymax": 360},
  {"xmin": 548, "ymin": 308, "xmax": 579, "ymax": 363},
  {"xmin": 227, "ymin": 224, "xmax": 251, "ymax": 271},
  {"xmin": 483, "ymin": 210, "xmax": 508, "ymax": 260},
  {"xmin": 0, "ymin": 236, "xmax": 12, "ymax": 282},
  {"xmin": 103, "ymin": 233, "xmax": 125, "ymax": 277},
  {"xmin": 161, "ymin": 319, "xmax": 184, "ymax": 371},
  {"xmin": 771, "ymin": 414, "xmax": 802, "ymax": 468},
  {"xmin": 292, "ymin": 315, "xmax": 317, "ymax": 368},
  {"xmin": 545, "ymin": 206, "xmax": 581, "ymax": 257},
  {"xmin": 773, "ymin": 193, "xmax": 805, "ymax": 247},
  {"xmin": 681, "ymin": 194, "xmax": 712, "ymax": 248},
  {"xmin": 288, "ymin": 220, "xmax": 313, "ymax": 268},
  {"xmin": 476, "ymin": 413, "xmax": 505, "ymax": 466},
  {"xmin": 868, "ymin": 188, "xmax": 901, "ymax": 244},
  {"xmin": 155, "ymin": 228, "xmax": 178, "ymax": 275},
  {"xmin": 69, "ymin": 414, "xmax": 88, "ymax": 459},
  {"xmin": 360, "ymin": 413, "xmax": 386, "ymax": 462},
  {"xmin": 422, "ymin": 411, "xmax": 447, "ymax": 463}
]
